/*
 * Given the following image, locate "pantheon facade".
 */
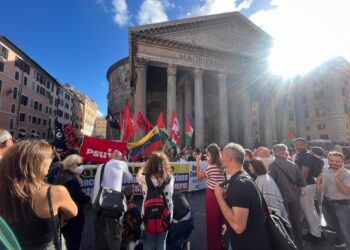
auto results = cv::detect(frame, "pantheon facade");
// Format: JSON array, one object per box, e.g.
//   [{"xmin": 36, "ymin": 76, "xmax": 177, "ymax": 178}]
[{"xmin": 107, "ymin": 12, "xmax": 292, "ymax": 149}]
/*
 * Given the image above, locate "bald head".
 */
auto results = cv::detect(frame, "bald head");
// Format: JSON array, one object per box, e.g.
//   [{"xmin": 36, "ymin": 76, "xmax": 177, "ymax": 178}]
[
  {"xmin": 111, "ymin": 150, "xmax": 123, "ymax": 160},
  {"xmin": 253, "ymin": 147, "xmax": 271, "ymax": 158}
]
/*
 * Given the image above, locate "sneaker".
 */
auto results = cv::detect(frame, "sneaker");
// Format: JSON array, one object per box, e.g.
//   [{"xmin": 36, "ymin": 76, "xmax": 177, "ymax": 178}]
[
  {"xmin": 333, "ymin": 242, "xmax": 346, "ymax": 248},
  {"xmin": 303, "ymin": 233, "xmax": 323, "ymax": 245}
]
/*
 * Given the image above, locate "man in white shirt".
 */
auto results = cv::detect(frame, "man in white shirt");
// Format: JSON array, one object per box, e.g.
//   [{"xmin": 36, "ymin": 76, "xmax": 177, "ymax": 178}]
[
  {"xmin": 92, "ymin": 150, "xmax": 132, "ymax": 250},
  {"xmin": 0, "ymin": 129, "xmax": 14, "ymax": 161}
]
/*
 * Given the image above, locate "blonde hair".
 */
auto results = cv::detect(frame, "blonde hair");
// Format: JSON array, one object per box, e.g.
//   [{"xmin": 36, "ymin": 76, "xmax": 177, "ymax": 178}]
[
  {"xmin": 62, "ymin": 154, "xmax": 83, "ymax": 171},
  {"xmin": 0, "ymin": 140, "xmax": 52, "ymax": 222}
]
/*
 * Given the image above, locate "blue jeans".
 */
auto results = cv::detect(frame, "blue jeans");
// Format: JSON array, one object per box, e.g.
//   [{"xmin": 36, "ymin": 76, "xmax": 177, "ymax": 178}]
[
  {"xmin": 143, "ymin": 231, "xmax": 168, "ymax": 250},
  {"xmin": 323, "ymin": 199, "xmax": 350, "ymax": 247}
]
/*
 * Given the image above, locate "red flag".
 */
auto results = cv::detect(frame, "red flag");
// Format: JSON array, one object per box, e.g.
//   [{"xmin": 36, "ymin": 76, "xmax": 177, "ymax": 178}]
[
  {"xmin": 122, "ymin": 105, "xmax": 134, "ymax": 142},
  {"xmin": 136, "ymin": 112, "xmax": 153, "ymax": 133},
  {"xmin": 169, "ymin": 111, "xmax": 181, "ymax": 146},
  {"xmin": 156, "ymin": 112, "xmax": 166, "ymax": 129}
]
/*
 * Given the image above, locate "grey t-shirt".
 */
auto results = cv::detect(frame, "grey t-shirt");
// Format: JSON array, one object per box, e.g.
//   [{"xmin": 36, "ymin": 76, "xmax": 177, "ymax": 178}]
[{"xmin": 324, "ymin": 167, "xmax": 350, "ymax": 200}]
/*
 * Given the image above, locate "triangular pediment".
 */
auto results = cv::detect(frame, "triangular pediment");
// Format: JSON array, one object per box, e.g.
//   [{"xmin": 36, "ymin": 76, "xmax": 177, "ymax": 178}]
[{"xmin": 130, "ymin": 12, "xmax": 272, "ymax": 58}]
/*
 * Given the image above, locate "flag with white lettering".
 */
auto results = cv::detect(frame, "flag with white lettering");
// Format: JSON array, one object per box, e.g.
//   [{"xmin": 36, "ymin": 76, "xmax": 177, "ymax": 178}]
[{"xmin": 80, "ymin": 135, "xmax": 127, "ymax": 163}]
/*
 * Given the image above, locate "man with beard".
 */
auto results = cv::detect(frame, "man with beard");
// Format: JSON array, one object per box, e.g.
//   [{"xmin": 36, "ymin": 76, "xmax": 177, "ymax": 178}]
[
  {"xmin": 321, "ymin": 151, "xmax": 350, "ymax": 248},
  {"xmin": 294, "ymin": 138, "xmax": 323, "ymax": 244}
]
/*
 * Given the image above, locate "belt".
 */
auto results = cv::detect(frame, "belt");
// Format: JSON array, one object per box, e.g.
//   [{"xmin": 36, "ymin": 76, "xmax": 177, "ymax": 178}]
[{"xmin": 325, "ymin": 198, "xmax": 350, "ymax": 206}]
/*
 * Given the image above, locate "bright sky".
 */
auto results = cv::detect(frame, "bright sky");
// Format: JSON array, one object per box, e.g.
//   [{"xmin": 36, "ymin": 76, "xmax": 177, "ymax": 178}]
[{"xmin": 2, "ymin": 0, "xmax": 350, "ymax": 115}]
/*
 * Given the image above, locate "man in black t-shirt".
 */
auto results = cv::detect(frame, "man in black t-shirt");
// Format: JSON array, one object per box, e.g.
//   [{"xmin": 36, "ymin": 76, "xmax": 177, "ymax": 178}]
[
  {"xmin": 294, "ymin": 138, "xmax": 323, "ymax": 244},
  {"xmin": 214, "ymin": 143, "xmax": 271, "ymax": 250}
]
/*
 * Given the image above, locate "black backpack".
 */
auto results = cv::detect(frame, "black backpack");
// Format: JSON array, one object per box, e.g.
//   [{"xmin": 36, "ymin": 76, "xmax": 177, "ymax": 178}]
[
  {"xmin": 143, "ymin": 175, "xmax": 170, "ymax": 234},
  {"xmin": 172, "ymin": 190, "xmax": 190, "ymax": 220},
  {"xmin": 309, "ymin": 153, "xmax": 324, "ymax": 177}
]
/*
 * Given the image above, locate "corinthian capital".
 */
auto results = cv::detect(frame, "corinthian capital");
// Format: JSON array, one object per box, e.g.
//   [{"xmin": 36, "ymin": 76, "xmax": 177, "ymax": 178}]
[
  {"xmin": 193, "ymin": 68, "xmax": 203, "ymax": 80},
  {"xmin": 167, "ymin": 64, "xmax": 177, "ymax": 76},
  {"xmin": 135, "ymin": 58, "xmax": 148, "ymax": 72}
]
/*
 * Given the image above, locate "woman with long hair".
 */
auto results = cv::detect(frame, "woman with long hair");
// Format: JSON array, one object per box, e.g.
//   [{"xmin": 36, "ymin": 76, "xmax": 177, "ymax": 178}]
[
  {"xmin": 54, "ymin": 154, "xmax": 90, "ymax": 250},
  {"xmin": 0, "ymin": 140, "xmax": 78, "ymax": 250},
  {"xmin": 136, "ymin": 151, "xmax": 174, "ymax": 250},
  {"xmin": 196, "ymin": 143, "xmax": 225, "ymax": 250}
]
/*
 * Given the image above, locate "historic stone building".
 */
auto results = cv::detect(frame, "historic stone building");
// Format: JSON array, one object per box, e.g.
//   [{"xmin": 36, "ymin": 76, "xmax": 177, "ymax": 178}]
[{"xmin": 106, "ymin": 11, "xmax": 282, "ymax": 148}]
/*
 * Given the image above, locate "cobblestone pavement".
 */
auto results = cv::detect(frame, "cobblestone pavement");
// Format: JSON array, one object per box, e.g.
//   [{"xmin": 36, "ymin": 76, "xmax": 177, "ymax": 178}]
[{"xmin": 82, "ymin": 191, "xmax": 338, "ymax": 250}]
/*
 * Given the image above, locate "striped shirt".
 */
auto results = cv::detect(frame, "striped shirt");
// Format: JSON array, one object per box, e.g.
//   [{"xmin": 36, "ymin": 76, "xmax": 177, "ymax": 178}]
[{"xmin": 204, "ymin": 164, "xmax": 226, "ymax": 190}]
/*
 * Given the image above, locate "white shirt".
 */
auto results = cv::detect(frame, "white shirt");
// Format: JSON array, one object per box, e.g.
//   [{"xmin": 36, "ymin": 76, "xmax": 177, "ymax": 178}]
[{"xmin": 92, "ymin": 159, "xmax": 132, "ymax": 203}]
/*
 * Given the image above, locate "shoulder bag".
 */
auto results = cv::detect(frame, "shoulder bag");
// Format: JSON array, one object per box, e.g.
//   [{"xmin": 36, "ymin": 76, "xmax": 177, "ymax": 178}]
[{"xmin": 92, "ymin": 163, "xmax": 126, "ymax": 219}]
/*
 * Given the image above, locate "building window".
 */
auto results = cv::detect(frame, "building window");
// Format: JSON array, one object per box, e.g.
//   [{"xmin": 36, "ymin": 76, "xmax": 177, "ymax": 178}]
[
  {"xmin": 21, "ymin": 95, "xmax": 28, "ymax": 106},
  {"xmin": 65, "ymin": 103, "xmax": 69, "ymax": 109},
  {"xmin": 43, "ymin": 119, "xmax": 47, "ymax": 126},
  {"xmin": 28, "ymin": 115, "xmax": 32, "ymax": 123},
  {"xmin": 9, "ymin": 119, "xmax": 14, "ymax": 129},
  {"xmin": 315, "ymin": 106, "xmax": 326, "ymax": 117},
  {"xmin": 0, "ymin": 45, "xmax": 8, "ymax": 60},
  {"xmin": 38, "ymin": 118, "xmax": 41, "ymax": 125},
  {"xmin": 23, "ymin": 76, "xmax": 28, "ymax": 86},
  {"xmin": 49, "ymin": 119, "xmax": 51, "ymax": 126},
  {"xmin": 13, "ymin": 87, "xmax": 18, "ymax": 99},
  {"xmin": 0, "ymin": 62, "xmax": 4, "ymax": 72},
  {"xmin": 320, "ymin": 134, "xmax": 329, "ymax": 140},
  {"xmin": 11, "ymin": 104, "xmax": 15, "ymax": 113},
  {"xmin": 306, "ymin": 125, "xmax": 310, "ymax": 131},
  {"xmin": 15, "ymin": 72, "xmax": 19, "ymax": 81},
  {"xmin": 30, "ymin": 129, "xmax": 36, "ymax": 138},
  {"xmin": 19, "ymin": 113, "xmax": 25, "ymax": 122},
  {"xmin": 32, "ymin": 117, "xmax": 37, "ymax": 124},
  {"xmin": 39, "ymin": 103, "xmax": 42, "ymax": 112},
  {"xmin": 34, "ymin": 101, "xmax": 38, "ymax": 110},
  {"xmin": 317, "ymin": 124, "xmax": 326, "ymax": 130},
  {"xmin": 30, "ymin": 99, "xmax": 34, "ymax": 108},
  {"xmin": 43, "ymin": 132, "xmax": 46, "ymax": 139},
  {"xmin": 45, "ymin": 106, "xmax": 48, "ymax": 113},
  {"xmin": 306, "ymin": 135, "xmax": 311, "ymax": 141},
  {"xmin": 58, "ymin": 110, "xmax": 63, "ymax": 117},
  {"xmin": 64, "ymin": 113, "xmax": 70, "ymax": 120},
  {"xmin": 0, "ymin": 80, "xmax": 2, "ymax": 93}
]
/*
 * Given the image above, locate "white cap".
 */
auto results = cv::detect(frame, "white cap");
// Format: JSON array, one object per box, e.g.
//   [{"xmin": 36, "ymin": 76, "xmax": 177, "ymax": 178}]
[{"xmin": 0, "ymin": 130, "xmax": 13, "ymax": 144}]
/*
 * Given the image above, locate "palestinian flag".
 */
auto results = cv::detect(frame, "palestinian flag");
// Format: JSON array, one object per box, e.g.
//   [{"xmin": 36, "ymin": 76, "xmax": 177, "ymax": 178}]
[
  {"xmin": 185, "ymin": 114, "xmax": 193, "ymax": 146},
  {"xmin": 156, "ymin": 112, "xmax": 169, "ymax": 144}
]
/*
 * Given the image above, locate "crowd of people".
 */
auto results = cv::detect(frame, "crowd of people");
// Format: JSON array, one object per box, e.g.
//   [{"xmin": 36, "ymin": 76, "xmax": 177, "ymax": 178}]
[{"xmin": 1, "ymin": 127, "xmax": 350, "ymax": 250}]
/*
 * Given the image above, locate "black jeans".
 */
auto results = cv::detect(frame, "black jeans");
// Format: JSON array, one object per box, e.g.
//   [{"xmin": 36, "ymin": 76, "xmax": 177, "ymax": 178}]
[
  {"xmin": 62, "ymin": 217, "xmax": 83, "ymax": 250},
  {"xmin": 93, "ymin": 213, "xmax": 123, "ymax": 250},
  {"xmin": 167, "ymin": 217, "xmax": 194, "ymax": 250},
  {"xmin": 284, "ymin": 200, "xmax": 303, "ymax": 250}
]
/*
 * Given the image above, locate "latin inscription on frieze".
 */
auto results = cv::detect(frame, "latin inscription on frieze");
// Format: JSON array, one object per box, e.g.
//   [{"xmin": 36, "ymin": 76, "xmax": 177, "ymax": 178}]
[{"xmin": 179, "ymin": 53, "xmax": 233, "ymax": 68}]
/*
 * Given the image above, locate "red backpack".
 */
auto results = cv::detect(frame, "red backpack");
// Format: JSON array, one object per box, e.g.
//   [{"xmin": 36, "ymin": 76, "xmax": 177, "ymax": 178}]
[{"xmin": 143, "ymin": 175, "xmax": 170, "ymax": 234}]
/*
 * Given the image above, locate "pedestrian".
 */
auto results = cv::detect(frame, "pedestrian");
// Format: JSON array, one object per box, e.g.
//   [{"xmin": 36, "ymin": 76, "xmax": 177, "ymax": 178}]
[
  {"xmin": 215, "ymin": 142, "xmax": 271, "ymax": 250},
  {"xmin": 196, "ymin": 143, "xmax": 225, "ymax": 250},
  {"xmin": 121, "ymin": 185, "xmax": 142, "ymax": 250},
  {"xmin": 169, "ymin": 147, "xmax": 179, "ymax": 162},
  {"xmin": 341, "ymin": 146, "xmax": 350, "ymax": 170},
  {"xmin": 0, "ymin": 129, "xmax": 15, "ymax": 160},
  {"xmin": 92, "ymin": 150, "xmax": 133, "ymax": 250},
  {"xmin": 243, "ymin": 149, "xmax": 254, "ymax": 179},
  {"xmin": 253, "ymin": 147, "xmax": 274, "ymax": 167},
  {"xmin": 0, "ymin": 140, "xmax": 78, "ymax": 249},
  {"xmin": 320, "ymin": 151, "xmax": 350, "ymax": 248},
  {"xmin": 269, "ymin": 144, "xmax": 306, "ymax": 250},
  {"xmin": 54, "ymin": 154, "xmax": 91, "ymax": 250},
  {"xmin": 294, "ymin": 138, "xmax": 323, "ymax": 244},
  {"xmin": 248, "ymin": 158, "xmax": 291, "ymax": 229},
  {"xmin": 136, "ymin": 151, "xmax": 174, "ymax": 250}
]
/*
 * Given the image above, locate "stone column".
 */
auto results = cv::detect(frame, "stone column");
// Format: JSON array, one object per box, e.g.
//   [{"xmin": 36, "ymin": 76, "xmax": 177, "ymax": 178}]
[
  {"xmin": 217, "ymin": 72, "xmax": 229, "ymax": 146},
  {"xmin": 275, "ymin": 96, "xmax": 289, "ymax": 142},
  {"xmin": 167, "ymin": 64, "xmax": 177, "ymax": 126},
  {"xmin": 135, "ymin": 59, "xmax": 147, "ymax": 116},
  {"xmin": 184, "ymin": 79, "xmax": 192, "ymax": 119},
  {"xmin": 262, "ymin": 98, "xmax": 273, "ymax": 148},
  {"xmin": 194, "ymin": 68, "xmax": 204, "ymax": 149},
  {"xmin": 241, "ymin": 91, "xmax": 253, "ymax": 148}
]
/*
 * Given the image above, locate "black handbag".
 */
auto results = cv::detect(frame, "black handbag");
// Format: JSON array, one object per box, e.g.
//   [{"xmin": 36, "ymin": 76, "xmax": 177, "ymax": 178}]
[
  {"xmin": 92, "ymin": 163, "xmax": 126, "ymax": 219},
  {"xmin": 260, "ymin": 193, "xmax": 297, "ymax": 250}
]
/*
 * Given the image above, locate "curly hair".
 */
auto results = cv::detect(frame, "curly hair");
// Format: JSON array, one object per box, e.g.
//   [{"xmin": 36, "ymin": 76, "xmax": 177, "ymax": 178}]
[{"xmin": 143, "ymin": 151, "xmax": 172, "ymax": 184}]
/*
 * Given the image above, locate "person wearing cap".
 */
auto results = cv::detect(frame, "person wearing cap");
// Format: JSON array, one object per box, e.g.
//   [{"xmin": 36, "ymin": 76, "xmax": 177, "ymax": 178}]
[{"xmin": 0, "ymin": 129, "xmax": 14, "ymax": 160}]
